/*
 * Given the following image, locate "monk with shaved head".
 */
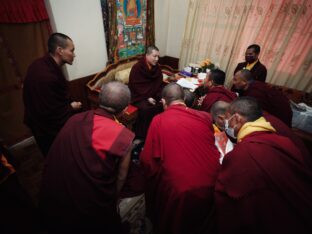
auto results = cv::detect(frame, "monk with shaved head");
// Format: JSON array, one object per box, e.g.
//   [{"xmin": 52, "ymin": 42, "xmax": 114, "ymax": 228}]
[
  {"xmin": 141, "ymin": 83, "xmax": 220, "ymax": 233},
  {"xmin": 200, "ymin": 69, "xmax": 237, "ymax": 112},
  {"xmin": 128, "ymin": 45, "xmax": 165, "ymax": 141},
  {"xmin": 40, "ymin": 81, "xmax": 134, "ymax": 233},
  {"xmin": 214, "ymin": 97, "xmax": 312, "ymax": 233},
  {"xmin": 233, "ymin": 69, "xmax": 292, "ymax": 126},
  {"xmin": 23, "ymin": 33, "xmax": 82, "ymax": 156}
]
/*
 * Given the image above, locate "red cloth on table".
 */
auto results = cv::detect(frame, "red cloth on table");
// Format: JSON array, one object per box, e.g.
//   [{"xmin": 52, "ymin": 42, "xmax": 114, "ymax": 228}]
[
  {"xmin": 40, "ymin": 108, "xmax": 134, "ymax": 233},
  {"xmin": 215, "ymin": 131, "xmax": 312, "ymax": 234},
  {"xmin": 200, "ymin": 86, "xmax": 237, "ymax": 112},
  {"xmin": 242, "ymin": 81, "xmax": 292, "ymax": 127},
  {"xmin": 141, "ymin": 105, "xmax": 220, "ymax": 234}
]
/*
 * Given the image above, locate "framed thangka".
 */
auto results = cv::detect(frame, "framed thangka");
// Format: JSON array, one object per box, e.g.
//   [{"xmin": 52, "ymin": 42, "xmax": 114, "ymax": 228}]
[{"xmin": 116, "ymin": 0, "xmax": 146, "ymax": 59}]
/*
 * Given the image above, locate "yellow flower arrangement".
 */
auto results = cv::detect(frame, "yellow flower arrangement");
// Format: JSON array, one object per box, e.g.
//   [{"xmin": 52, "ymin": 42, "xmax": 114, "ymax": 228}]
[{"xmin": 199, "ymin": 58, "xmax": 215, "ymax": 72}]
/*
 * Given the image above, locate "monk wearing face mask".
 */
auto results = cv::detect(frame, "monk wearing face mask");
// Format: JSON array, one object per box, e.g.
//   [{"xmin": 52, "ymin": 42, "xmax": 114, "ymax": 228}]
[{"xmin": 215, "ymin": 96, "xmax": 312, "ymax": 234}]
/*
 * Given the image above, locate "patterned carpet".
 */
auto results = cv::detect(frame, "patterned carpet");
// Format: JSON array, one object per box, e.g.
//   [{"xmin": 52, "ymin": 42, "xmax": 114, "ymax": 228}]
[{"xmin": 120, "ymin": 194, "xmax": 153, "ymax": 234}]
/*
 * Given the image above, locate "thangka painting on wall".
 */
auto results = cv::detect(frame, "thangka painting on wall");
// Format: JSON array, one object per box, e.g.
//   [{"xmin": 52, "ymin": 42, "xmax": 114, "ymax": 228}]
[{"xmin": 116, "ymin": 0, "xmax": 146, "ymax": 59}]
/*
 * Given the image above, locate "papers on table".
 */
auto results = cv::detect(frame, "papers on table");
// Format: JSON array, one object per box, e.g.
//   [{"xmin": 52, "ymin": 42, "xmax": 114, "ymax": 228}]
[
  {"xmin": 176, "ymin": 78, "xmax": 199, "ymax": 91},
  {"xmin": 197, "ymin": 72, "xmax": 207, "ymax": 80}
]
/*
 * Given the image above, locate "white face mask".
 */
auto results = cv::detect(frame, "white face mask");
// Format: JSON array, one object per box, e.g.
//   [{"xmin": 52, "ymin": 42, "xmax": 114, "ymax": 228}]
[{"xmin": 224, "ymin": 114, "xmax": 237, "ymax": 139}]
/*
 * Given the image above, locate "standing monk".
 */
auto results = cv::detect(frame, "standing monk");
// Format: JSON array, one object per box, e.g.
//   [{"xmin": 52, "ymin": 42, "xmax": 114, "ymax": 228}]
[
  {"xmin": 23, "ymin": 33, "xmax": 82, "ymax": 156},
  {"xmin": 40, "ymin": 81, "xmax": 134, "ymax": 233},
  {"xmin": 215, "ymin": 97, "xmax": 312, "ymax": 233},
  {"xmin": 141, "ymin": 83, "xmax": 220, "ymax": 234},
  {"xmin": 128, "ymin": 45, "xmax": 165, "ymax": 141},
  {"xmin": 232, "ymin": 69, "xmax": 292, "ymax": 127}
]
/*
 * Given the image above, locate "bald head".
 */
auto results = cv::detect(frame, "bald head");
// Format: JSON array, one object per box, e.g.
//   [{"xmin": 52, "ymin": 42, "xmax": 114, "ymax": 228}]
[
  {"xmin": 238, "ymin": 69, "xmax": 253, "ymax": 82},
  {"xmin": 211, "ymin": 101, "xmax": 230, "ymax": 122},
  {"xmin": 228, "ymin": 97, "xmax": 262, "ymax": 121},
  {"xmin": 183, "ymin": 88, "xmax": 196, "ymax": 107},
  {"xmin": 233, "ymin": 69, "xmax": 253, "ymax": 90},
  {"xmin": 99, "ymin": 81, "xmax": 131, "ymax": 114},
  {"xmin": 146, "ymin": 45, "xmax": 159, "ymax": 55},
  {"xmin": 48, "ymin": 33, "xmax": 72, "ymax": 54},
  {"xmin": 208, "ymin": 69, "xmax": 226, "ymax": 85},
  {"xmin": 162, "ymin": 83, "xmax": 185, "ymax": 106}
]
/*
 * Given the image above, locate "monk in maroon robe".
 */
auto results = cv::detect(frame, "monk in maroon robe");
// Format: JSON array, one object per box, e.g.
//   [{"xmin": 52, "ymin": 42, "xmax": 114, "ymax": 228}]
[
  {"xmin": 215, "ymin": 97, "xmax": 312, "ymax": 234},
  {"xmin": 232, "ymin": 69, "xmax": 292, "ymax": 126},
  {"xmin": 263, "ymin": 112, "xmax": 312, "ymax": 167},
  {"xmin": 23, "ymin": 33, "xmax": 82, "ymax": 156},
  {"xmin": 200, "ymin": 69, "xmax": 237, "ymax": 112},
  {"xmin": 210, "ymin": 101, "xmax": 310, "ymax": 165},
  {"xmin": 40, "ymin": 82, "xmax": 134, "ymax": 233},
  {"xmin": 141, "ymin": 83, "xmax": 220, "ymax": 234},
  {"xmin": 128, "ymin": 46, "xmax": 165, "ymax": 139}
]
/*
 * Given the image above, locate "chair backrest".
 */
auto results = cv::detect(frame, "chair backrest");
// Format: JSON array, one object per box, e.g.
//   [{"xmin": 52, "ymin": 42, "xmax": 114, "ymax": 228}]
[
  {"xmin": 86, "ymin": 55, "xmax": 142, "ymax": 91},
  {"xmin": 86, "ymin": 55, "xmax": 179, "ymax": 91}
]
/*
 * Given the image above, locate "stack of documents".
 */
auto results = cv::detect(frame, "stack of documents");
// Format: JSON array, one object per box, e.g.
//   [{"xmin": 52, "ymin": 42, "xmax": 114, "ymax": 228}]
[{"xmin": 177, "ymin": 78, "xmax": 198, "ymax": 91}]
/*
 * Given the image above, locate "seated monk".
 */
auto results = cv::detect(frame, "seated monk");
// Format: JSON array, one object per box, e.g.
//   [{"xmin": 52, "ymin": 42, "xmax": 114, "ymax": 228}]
[
  {"xmin": 211, "ymin": 100, "xmax": 310, "ymax": 166},
  {"xmin": 141, "ymin": 83, "xmax": 220, "ymax": 234},
  {"xmin": 232, "ymin": 69, "xmax": 292, "ymax": 127},
  {"xmin": 39, "ymin": 82, "xmax": 134, "ymax": 233},
  {"xmin": 210, "ymin": 101, "xmax": 235, "ymax": 164},
  {"xmin": 128, "ymin": 45, "xmax": 165, "ymax": 140},
  {"xmin": 199, "ymin": 69, "xmax": 237, "ymax": 112},
  {"xmin": 214, "ymin": 97, "xmax": 312, "ymax": 234}
]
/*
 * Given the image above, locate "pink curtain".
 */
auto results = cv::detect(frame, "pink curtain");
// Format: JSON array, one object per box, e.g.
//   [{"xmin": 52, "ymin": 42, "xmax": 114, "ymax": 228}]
[{"xmin": 180, "ymin": 0, "xmax": 312, "ymax": 92}]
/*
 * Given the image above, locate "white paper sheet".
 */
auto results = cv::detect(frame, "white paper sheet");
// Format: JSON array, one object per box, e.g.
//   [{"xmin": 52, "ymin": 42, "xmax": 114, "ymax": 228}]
[{"xmin": 176, "ymin": 78, "xmax": 198, "ymax": 90}]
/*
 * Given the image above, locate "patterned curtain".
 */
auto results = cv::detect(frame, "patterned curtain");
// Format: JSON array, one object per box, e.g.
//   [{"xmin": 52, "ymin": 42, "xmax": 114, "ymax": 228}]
[
  {"xmin": 101, "ymin": 0, "xmax": 155, "ymax": 64},
  {"xmin": 180, "ymin": 0, "xmax": 312, "ymax": 92}
]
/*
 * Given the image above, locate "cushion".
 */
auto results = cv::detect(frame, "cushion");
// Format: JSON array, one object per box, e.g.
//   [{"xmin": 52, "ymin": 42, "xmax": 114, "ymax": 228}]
[{"xmin": 115, "ymin": 68, "xmax": 132, "ymax": 84}]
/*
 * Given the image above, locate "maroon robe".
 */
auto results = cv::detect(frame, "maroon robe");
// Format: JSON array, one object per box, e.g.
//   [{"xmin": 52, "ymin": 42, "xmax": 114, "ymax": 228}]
[
  {"xmin": 216, "ymin": 131, "xmax": 312, "ymax": 234},
  {"xmin": 242, "ymin": 81, "xmax": 292, "ymax": 127},
  {"xmin": 141, "ymin": 105, "xmax": 220, "ymax": 234},
  {"xmin": 263, "ymin": 112, "xmax": 312, "ymax": 167},
  {"xmin": 128, "ymin": 57, "xmax": 165, "ymax": 138},
  {"xmin": 200, "ymin": 86, "xmax": 237, "ymax": 112},
  {"xmin": 23, "ymin": 54, "xmax": 77, "ymax": 155},
  {"xmin": 40, "ymin": 108, "xmax": 134, "ymax": 233}
]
